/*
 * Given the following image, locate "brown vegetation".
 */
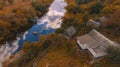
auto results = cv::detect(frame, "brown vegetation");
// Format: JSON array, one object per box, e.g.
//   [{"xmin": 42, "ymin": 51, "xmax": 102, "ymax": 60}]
[
  {"xmin": 0, "ymin": 0, "xmax": 53, "ymax": 45},
  {"xmin": 3, "ymin": 0, "xmax": 120, "ymax": 67}
]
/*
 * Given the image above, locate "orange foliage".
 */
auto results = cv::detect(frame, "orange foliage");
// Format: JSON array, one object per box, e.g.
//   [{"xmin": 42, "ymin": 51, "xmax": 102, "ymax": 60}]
[{"xmin": 104, "ymin": 10, "xmax": 120, "ymax": 28}]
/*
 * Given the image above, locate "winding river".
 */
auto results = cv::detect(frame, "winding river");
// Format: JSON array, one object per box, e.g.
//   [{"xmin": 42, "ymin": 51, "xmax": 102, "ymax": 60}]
[{"xmin": 0, "ymin": 0, "xmax": 67, "ymax": 67}]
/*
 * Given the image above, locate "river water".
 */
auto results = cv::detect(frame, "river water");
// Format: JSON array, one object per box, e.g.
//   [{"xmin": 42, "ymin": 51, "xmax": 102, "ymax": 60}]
[{"xmin": 0, "ymin": 0, "xmax": 67, "ymax": 67}]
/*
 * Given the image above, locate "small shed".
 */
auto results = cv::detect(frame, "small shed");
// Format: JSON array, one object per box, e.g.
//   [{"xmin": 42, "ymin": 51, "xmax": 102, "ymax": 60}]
[
  {"xmin": 86, "ymin": 19, "xmax": 101, "ymax": 28},
  {"xmin": 77, "ymin": 29, "xmax": 119, "ymax": 58},
  {"xmin": 64, "ymin": 26, "xmax": 76, "ymax": 38},
  {"xmin": 98, "ymin": 16, "xmax": 107, "ymax": 23}
]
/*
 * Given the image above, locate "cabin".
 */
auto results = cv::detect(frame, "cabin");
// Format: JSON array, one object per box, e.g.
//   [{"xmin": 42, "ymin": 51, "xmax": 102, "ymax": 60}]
[
  {"xmin": 64, "ymin": 26, "xmax": 76, "ymax": 38},
  {"xmin": 86, "ymin": 19, "xmax": 100, "ymax": 28},
  {"xmin": 86, "ymin": 16, "xmax": 107, "ymax": 28},
  {"xmin": 77, "ymin": 29, "xmax": 119, "ymax": 58},
  {"xmin": 98, "ymin": 16, "xmax": 107, "ymax": 24}
]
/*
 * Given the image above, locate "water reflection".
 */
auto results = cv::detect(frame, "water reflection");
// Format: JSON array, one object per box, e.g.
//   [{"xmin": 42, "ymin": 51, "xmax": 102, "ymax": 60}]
[{"xmin": 0, "ymin": 0, "xmax": 67, "ymax": 66}]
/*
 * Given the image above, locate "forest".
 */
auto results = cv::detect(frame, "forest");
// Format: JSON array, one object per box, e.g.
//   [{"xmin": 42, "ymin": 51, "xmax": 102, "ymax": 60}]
[{"xmin": 0, "ymin": 0, "xmax": 53, "ymax": 45}]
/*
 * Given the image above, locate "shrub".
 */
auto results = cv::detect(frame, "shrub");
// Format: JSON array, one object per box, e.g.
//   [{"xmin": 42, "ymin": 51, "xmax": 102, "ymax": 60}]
[
  {"xmin": 8, "ymin": 0, "xmax": 14, "ymax": 4},
  {"xmin": 105, "ymin": 46, "xmax": 120, "ymax": 63},
  {"xmin": 42, "ymin": 39, "xmax": 52, "ymax": 49}
]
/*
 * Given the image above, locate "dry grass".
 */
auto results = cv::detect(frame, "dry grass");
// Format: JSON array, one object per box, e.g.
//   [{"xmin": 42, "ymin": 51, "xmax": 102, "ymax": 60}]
[{"xmin": 37, "ymin": 36, "xmax": 92, "ymax": 67}]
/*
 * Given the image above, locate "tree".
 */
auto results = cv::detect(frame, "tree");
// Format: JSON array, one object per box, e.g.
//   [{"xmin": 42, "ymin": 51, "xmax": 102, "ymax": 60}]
[
  {"xmin": 89, "ymin": 0, "xmax": 104, "ymax": 14},
  {"xmin": 106, "ymin": 46, "xmax": 120, "ymax": 63},
  {"xmin": 103, "ymin": 10, "xmax": 120, "ymax": 36},
  {"xmin": 42, "ymin": 39, "xmax": 52, "ymax": 49},
  {"xmin": 0, "ymin": 0, "xmax": 3, "ymax": 9},
  {"xmin": 76, "ymin": 0, "xmax": 93, "ymax": 5},
  {"xmin": 8, "ymin": 0, "xmax": 14, "ymax": 4}
]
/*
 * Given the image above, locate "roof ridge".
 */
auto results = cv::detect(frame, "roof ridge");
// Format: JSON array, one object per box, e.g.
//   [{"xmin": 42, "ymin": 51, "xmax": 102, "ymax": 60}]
[{"xmin": 89, "ymin": 29, "xmax": 114, "ymax": 46}]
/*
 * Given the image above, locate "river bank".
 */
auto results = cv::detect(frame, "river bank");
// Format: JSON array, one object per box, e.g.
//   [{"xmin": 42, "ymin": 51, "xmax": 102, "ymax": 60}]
[
  {"xmin": 2, "ymin": 0, "xmax": 67, "ymax": 67},
  {"xmin": 0, "ymin": 0, "xmax": 54, "ymax": 67}
]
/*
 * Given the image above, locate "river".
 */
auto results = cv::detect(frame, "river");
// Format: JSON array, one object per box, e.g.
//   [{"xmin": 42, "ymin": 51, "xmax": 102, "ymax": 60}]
[{"xmin": 0, "ymin": 0, "xmax": 67, "ymax": 67}]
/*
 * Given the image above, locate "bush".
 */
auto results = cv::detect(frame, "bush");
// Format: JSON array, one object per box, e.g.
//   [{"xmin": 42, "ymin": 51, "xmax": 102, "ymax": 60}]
[
  {"xmin": 42, "ymin": 39, "xmax": 52, "ymax": 49},
  {"xmin": 8, "ymin": 0, "xmax": 14, "ymax": 4},
  {"xmin": 106, "ymin": 46, "xmax": 120, "ymax": 63}
]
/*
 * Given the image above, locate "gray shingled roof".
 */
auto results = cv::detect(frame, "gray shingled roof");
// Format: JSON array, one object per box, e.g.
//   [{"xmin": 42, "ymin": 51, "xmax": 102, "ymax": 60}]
[
  {"xmin": 86, "ymin": 19, "xmax": 101, "ymax": 27},
  {"xmin": 98, "ymin": 16, "xmax": 107, "ymax": 23},
  {"xmin": 64, "ymin": 26, "xmax": 76, "ymax": 37},
  {"xmin": 77, "ymin": 29, "xmax": 119, "ymax": 58}
]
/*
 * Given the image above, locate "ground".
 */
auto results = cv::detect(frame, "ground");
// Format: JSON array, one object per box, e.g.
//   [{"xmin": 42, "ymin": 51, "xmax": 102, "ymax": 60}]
[{"xmin": 37, "ymin": 36, "xmax": 92, "ymax": 67}]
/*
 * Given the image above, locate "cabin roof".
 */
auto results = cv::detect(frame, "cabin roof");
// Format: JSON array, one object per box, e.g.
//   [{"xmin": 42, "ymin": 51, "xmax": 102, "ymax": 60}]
[
  {"xmin": 77, "ymin": 29, "xmax": 119, "ymax": 58},
  {"xmin": 86, "ymin": 19, "xmax": 100, "ymax": 27},
  {"xmin": 64, "ymin": 26, "xmax": 76, "ymax": 37}
]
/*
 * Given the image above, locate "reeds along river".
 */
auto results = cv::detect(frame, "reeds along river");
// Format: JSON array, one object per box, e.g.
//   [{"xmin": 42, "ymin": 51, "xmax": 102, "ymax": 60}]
[{"xmin": 0, "ymin": 0, "xmax": 67, "ymax": 67}]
